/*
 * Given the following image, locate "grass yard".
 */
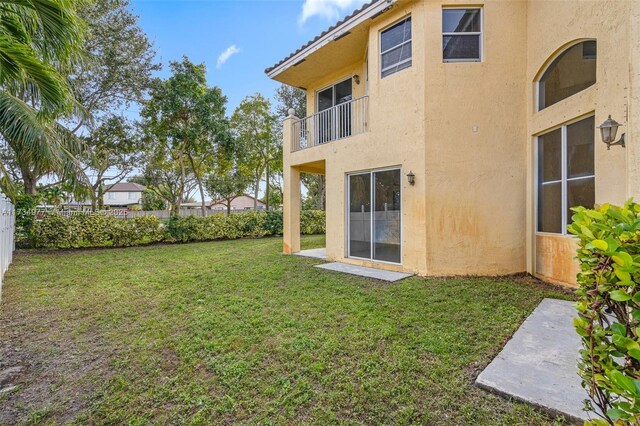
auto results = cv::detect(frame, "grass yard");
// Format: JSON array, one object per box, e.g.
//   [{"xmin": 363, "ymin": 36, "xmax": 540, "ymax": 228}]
[{"xmin": 0, "ymin": 236, "xmax": 575, "ymax": 425}]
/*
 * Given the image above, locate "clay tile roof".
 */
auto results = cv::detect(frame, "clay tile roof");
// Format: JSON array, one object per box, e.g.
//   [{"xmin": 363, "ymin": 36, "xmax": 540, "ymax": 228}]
[{"xmin": 264, "ymin": 0, "xmax": 380, "ymax": 75}]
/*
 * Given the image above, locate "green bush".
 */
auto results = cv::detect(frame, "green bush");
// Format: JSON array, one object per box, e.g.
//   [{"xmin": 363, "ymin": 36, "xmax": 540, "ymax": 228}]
[
  {"xmin": 76, "ymin": 214, "xmax": 118, "ymax": 246},
  {"xmin": 301, "ymin": 210, "xmax": 325, "ymax": 235},
  {"xmin": 29, "ymin": 210, "xmax": 326, "ymax": 249},
  {"xmin": 264, "ymin": 210, "xmax": 283, "ymax": 235},
  {"xmin": 569, "ymin": 200, "xmax": 640, "ymax": 425},
  {"xmin": 33, "ymin": 213, "xmax": 81, "ymax": 248},
  {"xmin": 15, "ymin": 194, "xmax": 38, "ymax": 248}
]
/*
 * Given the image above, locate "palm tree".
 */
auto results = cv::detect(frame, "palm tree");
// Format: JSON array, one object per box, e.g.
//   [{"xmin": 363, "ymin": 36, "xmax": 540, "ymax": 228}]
[{"xmin": 0, "ymin": 0, "xmax": 88, "ymax": 198}]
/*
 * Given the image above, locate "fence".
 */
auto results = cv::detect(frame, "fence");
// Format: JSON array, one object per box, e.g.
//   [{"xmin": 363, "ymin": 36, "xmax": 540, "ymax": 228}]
[
  {"xmin": 126, "ymin": 208, "xmax": 270, "ymax": 220},
  {"xmin": 0, "ymin": 195, "xmax": 15, "ymax": 302}
]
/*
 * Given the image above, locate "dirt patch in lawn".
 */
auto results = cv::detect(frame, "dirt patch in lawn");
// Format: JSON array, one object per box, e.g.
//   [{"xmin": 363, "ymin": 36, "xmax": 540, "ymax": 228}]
[{"xmin": 0, "ymin": 308, "xmax": 115, "ymax": 424}]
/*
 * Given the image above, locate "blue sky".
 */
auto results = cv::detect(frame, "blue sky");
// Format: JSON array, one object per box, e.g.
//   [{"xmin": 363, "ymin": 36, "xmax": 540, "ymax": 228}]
[{"xmin": 128, "ymin": 0, "xmax": 369, "ymax": 114}]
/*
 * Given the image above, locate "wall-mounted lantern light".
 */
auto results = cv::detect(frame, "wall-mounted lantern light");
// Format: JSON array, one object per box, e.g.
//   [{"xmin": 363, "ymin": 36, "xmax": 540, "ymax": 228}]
[
  {"xmin": 353, "ymin": 74, "xmax": 360, "ymax": 85},
  {"xmin": 598, "ymin": 115, "xmax": 625, "ymax": 150},
  {"xmin": 406, "ymin": 171, "xmax": 415, "ymax": 186}
]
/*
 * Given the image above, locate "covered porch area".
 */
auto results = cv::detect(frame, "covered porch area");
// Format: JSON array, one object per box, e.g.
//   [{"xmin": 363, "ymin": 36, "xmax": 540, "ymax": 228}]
[{"xmin": 283, "ymin": 160, "xmax": 326, "ymax": 255}]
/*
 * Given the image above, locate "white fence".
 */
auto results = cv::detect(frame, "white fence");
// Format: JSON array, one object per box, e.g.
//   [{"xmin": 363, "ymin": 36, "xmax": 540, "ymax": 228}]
[{"xmin": 0, "ymin": 195, "xmax": 15, "ymax": 302}]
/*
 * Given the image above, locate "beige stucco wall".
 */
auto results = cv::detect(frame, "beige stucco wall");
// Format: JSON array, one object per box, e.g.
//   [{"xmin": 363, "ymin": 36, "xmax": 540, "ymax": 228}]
[
  {"xmin": 287, "ymin": 1, "xmax": 428, "ymax": 274},
  {"xmin": 526, "ymin": 0, "xmax": 631, "ymax": 286},
  {"xmin": 422, "ymin": 0, "xmax": 528, "ymax": 276},
  {"xmin": 280, "ymin": 0, "xmax": 637, "ymax": 285}
]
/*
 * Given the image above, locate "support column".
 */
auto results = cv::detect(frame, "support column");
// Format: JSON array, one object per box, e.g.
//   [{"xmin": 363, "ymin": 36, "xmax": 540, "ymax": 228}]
[{"xmin": 283, "ymin": 110, "xmax": 300, "ymax": 254}]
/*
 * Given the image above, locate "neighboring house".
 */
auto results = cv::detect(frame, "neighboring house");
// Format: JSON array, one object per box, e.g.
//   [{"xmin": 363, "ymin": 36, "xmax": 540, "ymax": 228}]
[
  {"xmin": 266, "ymin": 0, "xmax": 639, "ymax": 286},
  {"xmin": 103, "ymin": 182, "xmax": 145, "ymax": 208},
  {"xmin": 209, "ymin": 195, "xmax": 267, "ymax": 212}
]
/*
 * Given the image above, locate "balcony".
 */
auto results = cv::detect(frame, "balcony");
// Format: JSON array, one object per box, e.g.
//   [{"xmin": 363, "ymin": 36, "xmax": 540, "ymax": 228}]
[{"xmin": 291, "ymin": 96, "xmax": 369, "ymax": 152}]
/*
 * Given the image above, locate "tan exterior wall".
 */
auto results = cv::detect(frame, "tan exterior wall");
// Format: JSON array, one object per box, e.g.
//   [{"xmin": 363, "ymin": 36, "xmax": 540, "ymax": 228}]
[
  {"xmin": 279, "ymin": 0, "xmax": 637, "ymax": 285},
  {"xmin": 104, "ymin": 191, "xmax": 142, "ymax": 206},
  {"xmin": 526, "ymin": 0, "xmax": 631, "ymax": 286},
  {"xmin": 422, "ymin": 0, "xmax": 528, "ymax": 276},
  {"xmin": 290, "ymin": 0, "xmax": 428, "ymax": 274}
]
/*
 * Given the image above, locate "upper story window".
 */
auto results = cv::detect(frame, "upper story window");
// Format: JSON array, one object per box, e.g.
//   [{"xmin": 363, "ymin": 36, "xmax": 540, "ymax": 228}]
[
  {"xmin": 128, "ymin": 192, "xmax": 137, "ymax": 200},
  {"xmin": 443, "ymin": 8, "xmax": 482, "ymax": 62},
  {"xmin": 380, "ymin": 17, "xmax": 412, "ymax": 78},
  {"xmin": 107, "ymin": 192, "xmax": 116, "ymax": 200},
  {"xmin": 538, "ymin": 40, "xmax": 597, "ymax": 111}
]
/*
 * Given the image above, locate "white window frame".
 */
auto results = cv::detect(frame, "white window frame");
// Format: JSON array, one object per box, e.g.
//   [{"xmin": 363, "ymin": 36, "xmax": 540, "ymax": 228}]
[
  {"xmin": 535, "ymin": 114, "xmax": 596, "ymax": 236},
  {"xmin": 345, "ymin": 166, "xmax": 403, "ymax": 265},
  {"xmin": 380, "ymin": 16, "xmax": 412, "ymax": 78},
  {"xmin": 128, "ymin": 192, "xmax": 137, "ymax": 200},
  {"xmin": 442, "ymin": 7, "xmax": 483, "ymax": 63},
  {"xmin": 107, "ymin": 192, "xmax": 116, "ymax": 200},
  {"xmin": 535, "ymin": 39, "xmax": 597, "ymax": 112},
  {"xmin": 315, "ymin": 77, "xmax": 352, "ymax": 113}
]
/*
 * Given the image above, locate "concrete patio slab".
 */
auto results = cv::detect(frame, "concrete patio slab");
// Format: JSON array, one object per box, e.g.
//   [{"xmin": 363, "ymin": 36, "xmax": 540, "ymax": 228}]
[
  {"xmin": 294, "ymin": 248, "xmax": 327, "ymax": 260},
  {"xmin": 476, "ymin": 298, "xmax": 596, "ymax": 423},
  {"xmin": 315, "ymin": 262, "xmax": 412, "ymax": 282}
]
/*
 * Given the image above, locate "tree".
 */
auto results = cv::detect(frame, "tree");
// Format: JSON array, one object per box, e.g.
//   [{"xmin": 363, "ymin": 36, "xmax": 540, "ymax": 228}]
[
  {"xmin": 68, "ymin": 0, "xmax": 159, "ymax": 135},
  {"xmin": 138, "ymin": 153, "xmax": 197, "ymax": 215},
  {"xmin": 0, "ymin": 0, "xmax": 88, "ymax": 198},
  {"xmin": 81, "ymin": 116, "xmax": 142, "ymax": 210},
  {"xmin": 231, "ymin": 94, "xmax": 279, "ymax": 211},
  {"xmin": 274, "ymin": 84, "xmax": 306, "ymax": 118},
  {"xmin": 141, "ymin": 190, "xmax": 166, "ymax": 211},
  {"xmin": 0, "ymin": 0, "xmax": 158, "ymax": 199},
  {"xmin": 205, "ymin": 169, "xmax": 251, "ymax": 216},
  {"xmin": 140, "ymin": 57, "xmax": 232, "ymax": 216}
]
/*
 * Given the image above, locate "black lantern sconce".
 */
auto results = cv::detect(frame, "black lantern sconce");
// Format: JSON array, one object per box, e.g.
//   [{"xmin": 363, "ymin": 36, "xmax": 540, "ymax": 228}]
[
  {"xmin": 598, "ymin": 115, "xmax": 625, "ymax": 150},
  {"xmin": 353, "ymin": 74, "xmax": 360, "ymax": 85},
  {"xmin": 406, "ymin": 171, "xmax": 415, "ymax": 186}
]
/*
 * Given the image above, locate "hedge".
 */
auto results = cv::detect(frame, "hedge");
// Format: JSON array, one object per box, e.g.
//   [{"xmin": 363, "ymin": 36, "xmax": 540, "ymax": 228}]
[{"xmin": 30, "ymin": 210, "xmax": 324, "ymax": 249}]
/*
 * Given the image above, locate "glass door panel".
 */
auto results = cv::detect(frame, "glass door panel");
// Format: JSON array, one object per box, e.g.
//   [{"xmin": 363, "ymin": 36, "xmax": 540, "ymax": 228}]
[
  {"xmin": 373, "ymin": 170, "xmax": 401, "ymax": 263},
  {"xmin": 334, "ymin": 79, "xmax": 352, "ymax": 139},
  {"xmin": 348, "ymin": 173, "xmax": 371, "ymax": 259},
  {"xmin": 317, "ymin": 87, "xmax": 333, "ymax": 144},
  {"xmin": 348, "ymin": 169, "xmax": 401, "ymax": 263}
]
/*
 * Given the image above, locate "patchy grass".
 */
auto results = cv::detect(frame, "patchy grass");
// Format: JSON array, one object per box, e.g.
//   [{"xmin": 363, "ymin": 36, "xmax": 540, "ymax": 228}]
[{"xmin": 0, "ymin": 236, "xmax": 574, "ymax": 425}]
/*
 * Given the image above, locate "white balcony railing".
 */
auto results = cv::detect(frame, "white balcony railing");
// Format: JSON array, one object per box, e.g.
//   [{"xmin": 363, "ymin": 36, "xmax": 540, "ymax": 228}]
[{"xmin": 291, "ymin": 96, "xmax": 369, "ymax": 152}]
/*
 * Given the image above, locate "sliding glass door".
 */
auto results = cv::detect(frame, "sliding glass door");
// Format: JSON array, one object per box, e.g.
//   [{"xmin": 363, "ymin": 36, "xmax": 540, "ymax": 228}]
[
  {"xmin": 348, "ymin": 169, "xmax": 401, "ymax": 263},
  {"xmin": 317, "ymin": 79, "xmax": 352, "ymax": 143}
]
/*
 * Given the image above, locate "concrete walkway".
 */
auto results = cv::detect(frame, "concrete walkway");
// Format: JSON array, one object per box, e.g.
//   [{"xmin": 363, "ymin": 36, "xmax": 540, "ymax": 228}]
[
  {"xmin": 315, "ymin": 262, "xmax": 412, "ymax": 282},
  {"xmin": 293, "ymin": 248, "xmax": 327, "ymax": 260},
  {"xmin": 476, "ymin": 298, "xmax": 596, "ymax": 422}
]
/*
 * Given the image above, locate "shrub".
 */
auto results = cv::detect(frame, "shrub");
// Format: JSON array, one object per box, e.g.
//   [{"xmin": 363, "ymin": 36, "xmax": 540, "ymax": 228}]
[
  {"xmin": 264, "ymin": 210, "xmax": 283, "ymax": 235},
  {"xmin": 76, "ymin": 214, "xmax": 118, "ymax": 246},
  {"xmin": 15, "ymin": 194, "xmax": 38, "ymax": 248},
  {"xmin": 33, "ymin": 213, "xmax": 81, "ymax": 248},
  {"xmin": 301, "ymin": 210, "xmax": 325, "ymax": 235},
  {"xmin": 569, "ymin": 200, "xmax": 640, "ymax": 425},
  {"xmin": 28, "ymin": 210, "xmax": 326, "ymax": 249}
]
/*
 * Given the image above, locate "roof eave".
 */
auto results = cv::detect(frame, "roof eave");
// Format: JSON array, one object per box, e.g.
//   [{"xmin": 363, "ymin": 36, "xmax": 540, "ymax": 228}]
[{"xmin": 266, "ymin": 0, "xmax": 396, "ymax": 80}]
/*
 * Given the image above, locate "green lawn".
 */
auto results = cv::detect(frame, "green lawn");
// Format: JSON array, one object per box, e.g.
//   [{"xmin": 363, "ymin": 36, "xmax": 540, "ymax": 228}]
[{"xmin": 0, "ymin": 236, "xmax": 574, "ymax": 425}]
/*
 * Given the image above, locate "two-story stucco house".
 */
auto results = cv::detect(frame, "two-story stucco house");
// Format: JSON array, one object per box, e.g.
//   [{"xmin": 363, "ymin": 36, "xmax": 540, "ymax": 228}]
[
  {"xmin": 103, "ymin": 182, "xmax": 145, "ymax": 208},
  {"xmin": 266, "ymin": 0, "xmax": 640, "ymax": 286}
]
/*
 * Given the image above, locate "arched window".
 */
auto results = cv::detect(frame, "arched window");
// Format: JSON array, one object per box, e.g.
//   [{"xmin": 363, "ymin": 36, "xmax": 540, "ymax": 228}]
[{"xmin": 538, "ymin": 40, "xmax": 596, "ymax": 110}]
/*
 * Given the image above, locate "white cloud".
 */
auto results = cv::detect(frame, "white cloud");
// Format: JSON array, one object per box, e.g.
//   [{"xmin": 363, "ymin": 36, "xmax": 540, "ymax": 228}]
[
  {"xmin": 298, "ymin": 0, "xmax": 368, "ymax": 26},
  {"xmin": 216, "ymin": 45, "xmax": 240, "ymax": 69}
]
